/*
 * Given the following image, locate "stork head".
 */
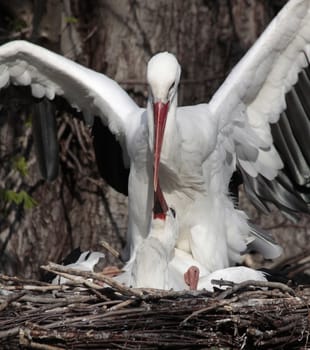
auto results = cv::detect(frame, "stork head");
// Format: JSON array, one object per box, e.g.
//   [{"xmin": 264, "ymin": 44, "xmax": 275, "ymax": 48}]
[
  {"xmin": 151, "ymin": 206, "xmax": 178, "ymax": 254},
  {"xmin": 147, "ymin": 52, "xmax": 181, "ymax": 192},
  {"xmin": 147, "ymin": 52, "xmax": 181, "ymax": 104}
]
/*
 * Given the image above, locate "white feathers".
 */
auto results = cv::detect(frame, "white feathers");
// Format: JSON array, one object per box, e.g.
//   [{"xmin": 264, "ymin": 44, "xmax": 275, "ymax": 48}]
[
  {"xmin": 129, "ymin": 209, "xmax": 179, "ymax": 289},
  {"xmin": 197, "ymin": 266, "xmax": 267, "ymax": 291},
  {"xmin": 0, "ymin": 40, "xmax": 140, "ymax": 136},
  {"xmin": 8, "ymin": 62, "xmax": 27, "ymax": 77},
  {"xmin": 118, "ymin": 212, "xmax": 267, "ymax": 292},
  {"xmin": 45, "ymin": 85, "xmax": 56, "ymax": 100},
  {"xmin": 31, "ymin": 83, "xmax": 45, "ymax": 98},
  {"xmin": 209, "ymin": 0, "xmax": 310, "ymax": 183},
  {"xmin": 147, "ymin": 52, "xmax": 181, "ymax": 103},
  {"xmin": 13, "ymin": 70, "xmax": 31, "ymax": 85}
]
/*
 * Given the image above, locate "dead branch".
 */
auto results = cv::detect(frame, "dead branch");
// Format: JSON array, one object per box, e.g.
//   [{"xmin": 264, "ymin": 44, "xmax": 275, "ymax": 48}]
[{"xmin": 41, "ymin": 262, "xmax": 142, "ymax": 297}]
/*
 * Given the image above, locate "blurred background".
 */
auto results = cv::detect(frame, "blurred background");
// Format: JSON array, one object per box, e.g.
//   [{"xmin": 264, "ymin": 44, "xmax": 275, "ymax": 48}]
[{"xmin": 0, "ymin": 0, "xmax": 308, "ymax": 279}]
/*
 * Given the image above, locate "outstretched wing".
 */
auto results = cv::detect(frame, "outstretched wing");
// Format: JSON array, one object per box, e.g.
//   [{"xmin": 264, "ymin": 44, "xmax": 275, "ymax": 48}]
[
  {"xmin": 209, "ymin": 0, "xmax": 310, "ymax": 217},
  {"xmin": 0, "ymin": 40, "xmax": 140, "ymax": 188}
]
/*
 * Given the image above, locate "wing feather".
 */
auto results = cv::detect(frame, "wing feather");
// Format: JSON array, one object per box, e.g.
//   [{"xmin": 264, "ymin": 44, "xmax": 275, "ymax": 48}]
[
  {"xmin": 0, "ymin": 40, "xmax": 140, "ymax": 139},
  {"xmin": 208, "ymin": 0, "xmax": 310, "ymax": 215}
]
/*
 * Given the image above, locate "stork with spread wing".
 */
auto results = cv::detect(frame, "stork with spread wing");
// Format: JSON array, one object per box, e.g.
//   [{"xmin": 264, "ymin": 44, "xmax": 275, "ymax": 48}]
[{"xmin": 0, "ymin": 0, "xmax": 309, "ymax": 272}]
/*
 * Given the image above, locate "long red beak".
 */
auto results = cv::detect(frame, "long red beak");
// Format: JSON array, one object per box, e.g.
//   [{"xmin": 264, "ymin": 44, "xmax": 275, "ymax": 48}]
[
  {"xmin": 153, "ymin": 101, "xmax": 169, "ymax": 192},
  {"xmin": 153, "ymin": 186, "xmax": 169, "ymax": 220}
]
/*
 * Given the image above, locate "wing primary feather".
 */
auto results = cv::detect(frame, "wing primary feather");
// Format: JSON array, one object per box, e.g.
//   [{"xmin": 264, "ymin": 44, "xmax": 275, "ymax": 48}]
[
  {"xmin": 278, "ymin": 108, "xmax": 309, "ymax": 186},
  {"xmin": 295, "ymin": 70, "xmax": 310, "ymax": 120},
  {"xmin": 277, "ymin": 171, "xmax": 310, "ymax": 205},
  {"xmin": 247, "ymin": 223, "xmax": 283, "ymax": 259},
  {"xmin": 257, "ymin": 174, "xmax": 308, "ymax": 214},
  {"xmin": 32, "ymin": 98, "xmax": 59, "ymax": 181},
  {"xmin": 286, "ymin": 77, "xmax": 310, "ymax": 167},
  {"xmin": 241, "ymin": 166, "xmax": 308, "ymax": 218},
  {"xmin": 271, "ymin": 116, "xmax": 304, "ymax": 186},
  {"xmin": 239, "ymin": 168, "xmax": 271, "ymax": 214},
  {"xmin": 92, "ymin": 117, "xmax": 129, "ymax": 196}
]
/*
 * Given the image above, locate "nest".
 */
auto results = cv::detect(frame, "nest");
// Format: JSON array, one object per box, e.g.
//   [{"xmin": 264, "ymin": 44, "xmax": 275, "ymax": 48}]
[{"xmin": 0, "ymin": 256, "xmax": 310, "ymax": 349}]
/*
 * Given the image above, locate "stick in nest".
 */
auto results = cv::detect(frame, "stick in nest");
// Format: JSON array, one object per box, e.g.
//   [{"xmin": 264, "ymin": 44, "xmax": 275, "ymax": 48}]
[
  {"xmin": 213, "ymin": 279, "xmax": 295, "ymax": 299},
  {"xmin": 100, "ymin": 240, "xmax": 121, "ymax": 260},
  {"xmin": 41, "ymin": 262, "xmax": 142, "ymax": 297}
]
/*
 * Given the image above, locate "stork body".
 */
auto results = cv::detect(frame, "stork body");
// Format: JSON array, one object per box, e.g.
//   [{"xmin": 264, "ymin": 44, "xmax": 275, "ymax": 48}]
[
  {"xmin": 0, "ymin": 0, "xmax": 309, "ymax": 272},
  {"xmin": 126, "ymin": 96, "xmax": 245, "ymax": 271}
]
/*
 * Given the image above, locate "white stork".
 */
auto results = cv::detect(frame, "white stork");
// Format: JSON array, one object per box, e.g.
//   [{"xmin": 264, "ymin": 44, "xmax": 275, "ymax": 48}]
[
  {"xmin": 124, "ymin": 197, "xmax": 266, "ymax": 291},
  {"xmin": 119, "ymin": 190, "xmax": 207, "ymax": 290},
  {"xmin": 0, "ymin": 0, "xmax": 309, "ymax": 272}
]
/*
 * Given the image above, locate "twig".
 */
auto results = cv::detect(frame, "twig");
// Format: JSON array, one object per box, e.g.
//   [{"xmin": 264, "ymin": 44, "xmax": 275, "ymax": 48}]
[
  {"xmin": 42, "ymin": 269, "xmax": 104, "ymax": 289},
  {"xmin": 136, "ymin": 288, "xmax": 210, "ymax": 300},
  {"xmin": 214, "ymin": 280, "xmax": 295, "ymax": 300},
  {"xmin": 100, "ymin": 240, "xmax": 121, "ymax": 259},
  {"xmin": 0, "ymin": 284, "xmax": 70, "ymax": 292},
  {"xmin": 41, "ymin": 262, "xmax": 142, "ymax": 297},
  {"xmin": 88, "ymin": 287, "xmax": 110, "ymax": 301},
  {"xmin": 0, "ymin": 274, "xmax": 50, "ymax": 286},
  {"xmin": 0, "ymin": 327, "xmax": 20, "ymax": 339},
  {"xmin": 270, "ymin": 248, "xmax": 310, "ymax": 271},
  {"xmin": 109, "ymin": 299, "xmax": 135, "ymax": 311},
  {"xmin": 20, "ymin": 328, "xmax": 64, "ymax": 350},
  {"xmin": 83, "ymin": 25, "xmax": 98, "ymax": 43},
  {"xmin": 72, "ymin": 118, "xmax": 88, "ymax": 154},
  {"xmin": 181, "ymin": 297, "xmax": 239, "ymax": 325},
  {"xmin": 0, "ymin": 290, "xmax": 27, "ymax": 311},
  {"xmin": 20, "ymin": 294, "xmax": 98, "ymax": 304}
]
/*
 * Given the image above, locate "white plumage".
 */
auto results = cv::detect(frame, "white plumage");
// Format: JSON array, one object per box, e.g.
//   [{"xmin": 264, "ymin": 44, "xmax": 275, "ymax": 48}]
[
  {"xmin": 197, "ymin": 266, "xmax": 267, "ymax": 292},
  {"xmin": 121, "ymin": 209, "xmax": 267, "ymax": 291},
  {"xmin": 129, "ymin": 208, "xmax": 179, "ymax": 289},
  {"xmin": 0, "ymin": 0, "xmax": 309, "ymax": 275}
]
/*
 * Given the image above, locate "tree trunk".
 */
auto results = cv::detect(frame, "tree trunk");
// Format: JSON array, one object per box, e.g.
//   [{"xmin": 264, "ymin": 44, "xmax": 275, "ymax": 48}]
[{"xmin": 0, "ymin": 0, "xmax": 308, "ymax": 279}]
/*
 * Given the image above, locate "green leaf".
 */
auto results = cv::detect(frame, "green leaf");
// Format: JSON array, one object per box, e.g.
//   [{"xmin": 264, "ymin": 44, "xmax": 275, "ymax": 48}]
[
  {"xmin": 0, "ymin": 189, "xmax": 38, "ymax": 209},
  {"xmin": 65, "ymin": 16, "xmax": 78, "ymax": 24},
  {"xmin": 19, "ymin": 191, "xmax": 38, "ymax": 209},
  {"xmin": 25, "ymin": 114, "xmax": 32, "ymax": 128},
  {"xmin": 13, "ymin": 156, "xmax": 28, "ymax": 177},
  {"xmin": 1, "ymin": 189, "xmax": 18, "ymax": 203}
]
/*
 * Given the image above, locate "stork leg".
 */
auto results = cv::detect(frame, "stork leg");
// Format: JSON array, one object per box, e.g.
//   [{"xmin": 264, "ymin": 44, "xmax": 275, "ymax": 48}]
[{"xmin": 184, "ymin": 265, "xmax": 200, "ymax": 290}]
